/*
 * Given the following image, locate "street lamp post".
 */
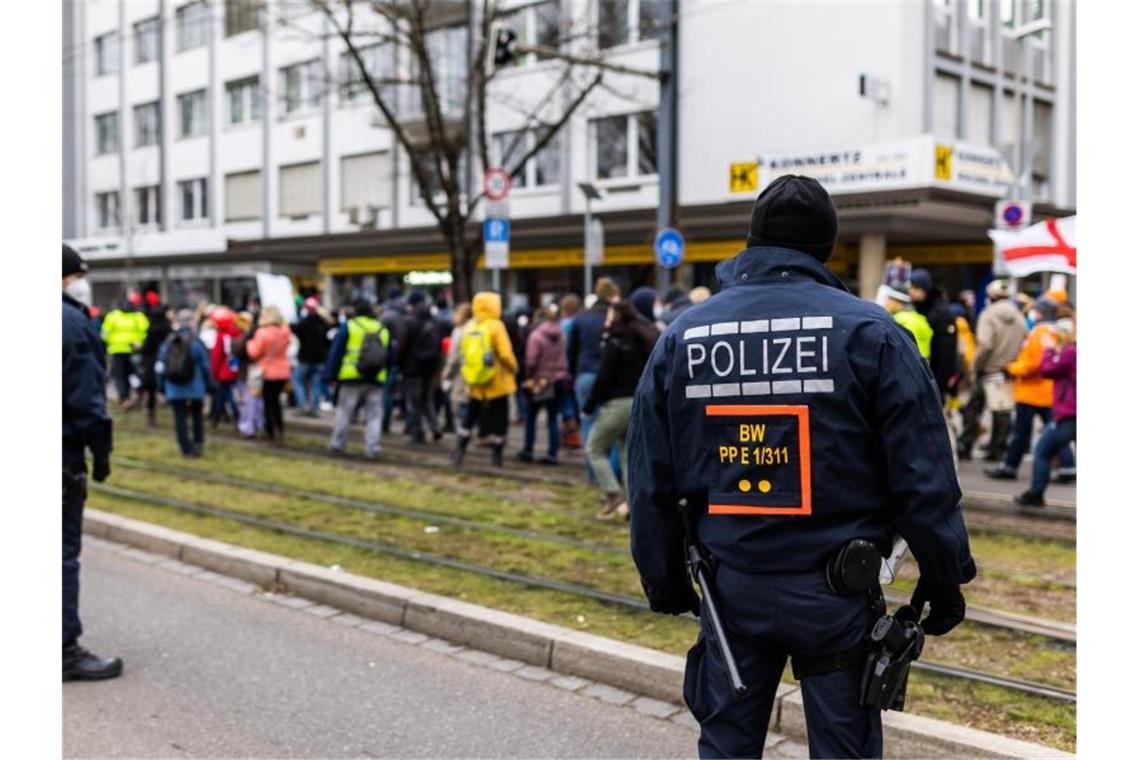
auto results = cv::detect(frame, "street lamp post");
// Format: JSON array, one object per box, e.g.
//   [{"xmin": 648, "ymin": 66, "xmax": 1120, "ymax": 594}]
[{"xmin": 578, "ymin": 182, "xmax": 603, "ymax": 299}]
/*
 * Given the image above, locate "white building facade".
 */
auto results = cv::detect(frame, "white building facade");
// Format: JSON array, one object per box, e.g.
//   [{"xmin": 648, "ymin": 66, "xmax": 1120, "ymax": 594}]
[{"xmin": 63, "ymin": 0, "xmax": 1075, "ymax": 308}]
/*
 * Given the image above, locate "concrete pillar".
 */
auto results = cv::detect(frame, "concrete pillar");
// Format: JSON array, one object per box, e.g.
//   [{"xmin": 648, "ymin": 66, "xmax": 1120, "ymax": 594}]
[{"xmin": 858, "ymin": 233, "xmax": 887, "ymax": 301}]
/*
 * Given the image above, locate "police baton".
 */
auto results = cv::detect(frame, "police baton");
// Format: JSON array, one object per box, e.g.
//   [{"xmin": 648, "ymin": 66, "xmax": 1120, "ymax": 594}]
[{"xmin": 679, "ymin": 498, "xmax": 749, "ymax": 699}]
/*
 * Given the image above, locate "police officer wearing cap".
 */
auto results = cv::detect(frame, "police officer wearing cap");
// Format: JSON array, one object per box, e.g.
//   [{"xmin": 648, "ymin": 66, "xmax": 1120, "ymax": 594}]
[
  {"xmin": 628, "ymin": 176, "xmax": 975, "ymax": 758},
  {"xmin": 63, "ymin": 244, "xmax": 123, "ymax": 681}
]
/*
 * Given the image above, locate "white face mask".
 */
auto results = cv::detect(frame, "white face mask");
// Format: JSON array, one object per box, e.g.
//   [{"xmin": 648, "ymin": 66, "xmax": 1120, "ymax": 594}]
[
  {"xmin": 653, "ymin": 303, "xmax": 665, "ymax": 319},
  {"xmin": 65, "ymin": 276, "xmax": 93, "ymax": 307}
]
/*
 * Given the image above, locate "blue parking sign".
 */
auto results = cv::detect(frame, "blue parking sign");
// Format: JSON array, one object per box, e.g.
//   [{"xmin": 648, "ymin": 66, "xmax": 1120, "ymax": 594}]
[
  {"xmin": 484, "ymin": 217, "xmax": 510, "ymax": 243},
  {"xmin": 654, "ymin": 227, "xmax": 685, "ymax": 269}
]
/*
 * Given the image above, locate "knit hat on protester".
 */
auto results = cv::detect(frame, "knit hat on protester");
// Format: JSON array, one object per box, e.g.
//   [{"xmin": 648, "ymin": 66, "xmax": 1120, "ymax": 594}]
[
  {"xmin": 1032, "ymin": 298, "xmax": 1058, "ymax": 322},
  {"xmin": 910, "ymin": 268, "xmax": 934, "ymax": 294},
  {"xmin": 63, "ymin": 244, "xmax": 88, "ymax": 278},
  {"xmin": 745, "ymin": 175, "xmax": 838, "ymax": 262},
  {"xmin": 986, "ymin": 279, "xmax": 1013, "ymax": 300},
  {"xmin": 629, "ymin": 286, "xmax": 657, "ymax": 322}
]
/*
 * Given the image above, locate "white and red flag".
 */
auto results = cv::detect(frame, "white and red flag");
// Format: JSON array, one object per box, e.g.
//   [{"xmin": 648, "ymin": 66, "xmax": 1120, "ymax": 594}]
[{"xmin": 988, "ymin": 216, "xmax": 1077, "ymax": 277}]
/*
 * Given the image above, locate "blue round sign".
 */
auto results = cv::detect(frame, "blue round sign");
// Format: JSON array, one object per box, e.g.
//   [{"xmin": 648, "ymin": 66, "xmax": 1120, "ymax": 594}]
[
  {"xmin": 1001, "ymin": 203, "xmax": 1024, "ymax": 226},
  {"xmin": 654, "ymin": 228, "xmax": 685, "ymax": 269}
]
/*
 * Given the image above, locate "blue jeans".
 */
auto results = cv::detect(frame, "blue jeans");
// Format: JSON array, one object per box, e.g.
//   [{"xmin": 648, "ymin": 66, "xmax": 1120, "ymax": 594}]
[
  {"xmin": 1031, "ymin": 417, "xmax": 1077, "ymax": 493},
  {"xmin": 292, "ymin": 362, "xmax": 325, "ymax": 413},
  {"xmin": 209, "ymin": 381, "xmax": 239, "ymax": 423},
  {"xmin": 522, "ymin": 395, "xmax": 561, "ymax": 459},
  {"xmin": 1003, "ymin": 403, "xmax": 1075, "ymax": 474}
]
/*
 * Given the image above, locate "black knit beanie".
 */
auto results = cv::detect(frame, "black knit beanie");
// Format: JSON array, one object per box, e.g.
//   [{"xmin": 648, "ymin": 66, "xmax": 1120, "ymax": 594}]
[{"xmin": 745, "ymin": 175, "xmax": 838, "ymax": 262}]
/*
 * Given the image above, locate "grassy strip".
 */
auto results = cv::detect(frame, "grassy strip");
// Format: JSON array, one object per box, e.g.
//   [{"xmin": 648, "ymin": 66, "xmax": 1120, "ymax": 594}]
[
  {"xmin": 98, "ymin": 461, "xmax": 1079, "ymax": 694},
  {"xmin": 88, "ymin": 489, "xmax": 1075, "ymax": 751},
  {"xmin": 113, "ymin": 415, "xmax": 613, "ymax": 532}
]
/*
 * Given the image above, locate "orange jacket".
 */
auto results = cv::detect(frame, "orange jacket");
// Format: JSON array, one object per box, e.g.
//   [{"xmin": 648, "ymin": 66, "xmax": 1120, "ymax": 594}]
[{"xmin": 1006, "ymin": 322, "xmax": 1058, "ymax": 407}]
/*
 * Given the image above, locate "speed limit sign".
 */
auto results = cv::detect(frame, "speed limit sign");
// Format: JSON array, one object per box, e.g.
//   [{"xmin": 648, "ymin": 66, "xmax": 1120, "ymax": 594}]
[{"xmin": 484, "ymin": 167, "xmax": 511, "ymax": 201}]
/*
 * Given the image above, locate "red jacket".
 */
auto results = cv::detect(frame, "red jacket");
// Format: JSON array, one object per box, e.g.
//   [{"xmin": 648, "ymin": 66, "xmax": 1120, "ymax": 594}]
[{"xmin": 211, "ymin": 324, "xmax": 242, "ymax": 383}]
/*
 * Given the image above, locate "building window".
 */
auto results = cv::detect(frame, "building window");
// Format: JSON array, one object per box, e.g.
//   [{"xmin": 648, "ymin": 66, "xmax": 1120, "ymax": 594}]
[
  {"xmin": 494, "ymin": 129, "xmax": 562, "ymax": 189},
  {"xmin": 341, "ymin": 152, "xmax": 393, "ymax": 212},
  {"xmin": 339, "ymin": 45, "xmax": 393, "ymax": 104},
  {"xmin": 408, "ymin": 25, "xmax": 467, "ymax": 117},
  {"xmin": 999, "ymin": 0, "xmax": 1016, "ymax": 28},
  {"xmin": 933, "ymin": 73, "xmax": 960, "ymax": 139},
  {"xmin": 178, "ymin": 178, "xmax": 209, "ymax": 222},
  {"xmin": 967, "ymin": 83, "xmax": 993, "ymax": 145},
  {"xmin": 133, "ymin": 102, "xmax": 161, "ymax": 148},
  {"xmin": 176, "ymin": 2, "xmax": 210, "ymax": 52},
  {"xmin": 225, "ymin": 0, "xmax": 260, "ymax": 38},
  {"xmin": 178, "ymin": 89, "xmax": 208, "ymax": 138},
  {"xmin": 279, "ymin": 162, "xmax": 321, "ymax": 218},
  {"xmin": 94, "ymin": 32, "xmax": 120, "ymax": 77},
  {"xmin": 598, "ymin": 0, "xmax": 662, "ymax": 49},
  {"xmin": 495, "ymin": 130, "xmax": 529, "ymax": 189},
  {"xmin": 134, "ymin": 185, "xmax": 162, "ymax": 227},
  {"xmin": 134, "ymin": 17, "xmax": 161, "ymax": 64},
  {"xmin": 279, "ymin": 60, "xmax": 322, "ymax": 116},
  {"xmin": 225, "ymin": 76, "xmax": 261, "ymax": 125},
  {"xmin": 592, "ymin": 112, "xmax": 657, "ymax": 180},
  {"xmin": 225, "ymin": 170, "xmax": 262, "ymax": 221},
  {"xmin": 502, "ymin": 0, "xmax": 560, "ymax": 66},
  {"xmin": 96, "ymin": 191, "xmax": 120, "ymax": 230},
  {"xmin": 95, "ymin": 112, "xmax": 119, "ymax": 155}
]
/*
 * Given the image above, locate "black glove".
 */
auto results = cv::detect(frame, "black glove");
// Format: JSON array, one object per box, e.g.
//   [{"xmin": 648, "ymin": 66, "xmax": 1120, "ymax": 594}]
[
  {"xmin": 645, "ymin": 579, "xmax": 701, "ymax": 617},
  {"xmin": 91, "ymin": 452, "xmax": 111, "ymax": 483},
  {"xmin": 910, "ymin": 576, "xmax": 966, "ymax": 636}
]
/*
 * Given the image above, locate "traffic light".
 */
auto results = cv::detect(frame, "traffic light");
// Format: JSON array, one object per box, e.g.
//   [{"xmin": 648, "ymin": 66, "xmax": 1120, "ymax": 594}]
[{"xmin": 493, "ymin": 27, "xmax": 517, "ymax": 67}]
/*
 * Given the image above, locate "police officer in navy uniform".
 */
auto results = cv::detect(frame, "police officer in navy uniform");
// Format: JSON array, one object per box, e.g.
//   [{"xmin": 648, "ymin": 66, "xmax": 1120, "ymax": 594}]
[
  {"xmin": 628, "ymin": 176, "xmax": 975, "ymax": 758},
  {"xmin": 62, "ymin": 244, "xmax": 123, "ymax": 681}
]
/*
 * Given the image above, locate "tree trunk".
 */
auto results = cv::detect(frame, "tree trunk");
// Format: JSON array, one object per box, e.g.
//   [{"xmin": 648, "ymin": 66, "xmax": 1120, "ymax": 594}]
[{"xmin": 447, "ymin": 225, "xmax": 473, "ymax": 303}]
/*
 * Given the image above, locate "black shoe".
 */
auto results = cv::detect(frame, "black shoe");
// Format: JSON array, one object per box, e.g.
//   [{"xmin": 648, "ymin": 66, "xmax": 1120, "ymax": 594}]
[
  {"xmin": 328, "ymin": 447, "xmax": 347, "ymax": 457},
  {"xmin": 984, "ymin": 465, "xmax": 1017, "ymax": 480},
  {"xmin": 1015, "ymin": 490, "xmax": 1045, "ymax": 507},
  {"xmin": 957, "ymin": 445, "xmax": 973, "ymax": 461},
  {"xmin": 538, "ymin": 456, "xmax": 558, "ymax": 466},
  {"xmin": 491, "ymin": 445, "xmax": 504, "ymax": 467},
  {"xmin": 432, "ymin": 430, "xmax": 444, "ymax": 442},
  {"xmin": 516, "ymin": 450, "xmax": 534, "ymax": 463},
  {"xmin": 63, "ymin": 644, "xmax": 123, "ymax": 682},
  {"xmin": 983, "ymin": 453, "xmax": 1003, "ymax": 463},
  {"xmin": 1054, "ymin": 473, "xmax": 1077, "ymax": 485}
]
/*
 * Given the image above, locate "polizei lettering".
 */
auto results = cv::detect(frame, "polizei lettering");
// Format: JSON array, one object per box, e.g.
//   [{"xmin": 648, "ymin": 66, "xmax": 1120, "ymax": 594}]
[{"xmin": 682, "ymin": 316, "xmax": 836, "ymax": 399}]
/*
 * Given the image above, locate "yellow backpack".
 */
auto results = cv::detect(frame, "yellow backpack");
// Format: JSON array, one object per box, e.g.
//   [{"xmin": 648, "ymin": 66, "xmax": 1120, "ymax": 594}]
[{"xmin": 460, "ymin": 322, "xmax": 497, "ymax": 387}]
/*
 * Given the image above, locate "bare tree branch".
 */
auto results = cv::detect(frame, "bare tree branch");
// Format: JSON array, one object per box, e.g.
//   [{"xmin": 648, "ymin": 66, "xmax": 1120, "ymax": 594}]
[{"xmin": 464, "ymin": 70, "xmax": 603, "ymax": 219}]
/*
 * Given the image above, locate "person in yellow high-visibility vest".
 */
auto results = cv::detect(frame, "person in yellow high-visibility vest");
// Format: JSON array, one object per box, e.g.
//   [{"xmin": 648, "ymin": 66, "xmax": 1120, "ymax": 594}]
[
  {"xmin": 101, "ymin": 293, "xmax": 151, "ymax": 406},
  {"xmin": 323, "ymin": 299, "xmax": 391, "ymax": 460},
  {"xmin": 878, "ymin": 283, "xmax": 932, "ymax": 360}
]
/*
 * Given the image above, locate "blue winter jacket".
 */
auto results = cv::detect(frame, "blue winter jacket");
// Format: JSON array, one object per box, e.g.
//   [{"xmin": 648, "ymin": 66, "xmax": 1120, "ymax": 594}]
[
  {"xmin": 628, "ymin": 247, "xmax": 976, "ymax": 608},
  {"xmin": 63, "ymin": 293, "xmax": 112, "ymax": 456},
  {"xmin": 158, "ymin": 328, "xmax": 212, "ymax": 401},
  {"xmin": 567, "ymin": 303, "xmax": 608, "ymax": 377}
]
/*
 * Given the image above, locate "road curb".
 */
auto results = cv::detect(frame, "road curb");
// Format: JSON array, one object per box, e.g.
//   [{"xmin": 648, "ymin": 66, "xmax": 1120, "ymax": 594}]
[{"xmin": 84, "ymin": 509, "xmax": 1072, "ymax": 759}]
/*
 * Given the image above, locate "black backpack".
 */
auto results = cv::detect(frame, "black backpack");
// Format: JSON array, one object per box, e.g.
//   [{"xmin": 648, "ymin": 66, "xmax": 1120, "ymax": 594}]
[
  {"xmin": 355, "ymin": 320, "xmax": 388, "ymax": 379},
  {"xmin": 164, "ymin": 333, "xmax": 196, "ymax": 384}
]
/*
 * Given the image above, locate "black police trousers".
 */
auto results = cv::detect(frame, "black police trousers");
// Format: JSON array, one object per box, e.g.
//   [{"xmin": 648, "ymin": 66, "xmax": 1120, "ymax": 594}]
[
  {"xmin": 63, "ymin": 442, "xmax": 87, "ymax": 647},
  {"xmin": 683, "ymin": 563, "xmax": 883, "ymax": 759}
]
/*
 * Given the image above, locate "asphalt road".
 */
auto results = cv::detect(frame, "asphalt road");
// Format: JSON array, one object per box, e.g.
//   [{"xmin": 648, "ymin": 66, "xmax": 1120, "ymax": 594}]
[{"xmin": 63, "ymin": 543, "xmax": 701, "ymax": 758}]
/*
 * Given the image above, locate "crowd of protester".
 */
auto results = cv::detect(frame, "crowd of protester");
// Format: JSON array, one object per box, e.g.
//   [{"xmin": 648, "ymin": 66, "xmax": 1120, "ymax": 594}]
[{"xmin": 96, "ymin": 268, "xmax": 1073, "ymax": 516}]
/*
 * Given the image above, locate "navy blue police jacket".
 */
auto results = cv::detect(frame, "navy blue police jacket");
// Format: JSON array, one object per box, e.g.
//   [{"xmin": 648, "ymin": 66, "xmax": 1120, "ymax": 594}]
[
  {"xmin": 628, "ymin": 247, "xmax": 976, "ymax": 609},
  {"xmin": 63, "ymin": 293, "xmax": 112, "ymax": 456}
]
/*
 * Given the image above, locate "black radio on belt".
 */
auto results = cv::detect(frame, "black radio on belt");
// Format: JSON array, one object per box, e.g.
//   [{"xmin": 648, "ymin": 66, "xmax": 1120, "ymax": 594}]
[{"xmin": 825, "ymin": 538, "xmax": 881, "ymax": 596}]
